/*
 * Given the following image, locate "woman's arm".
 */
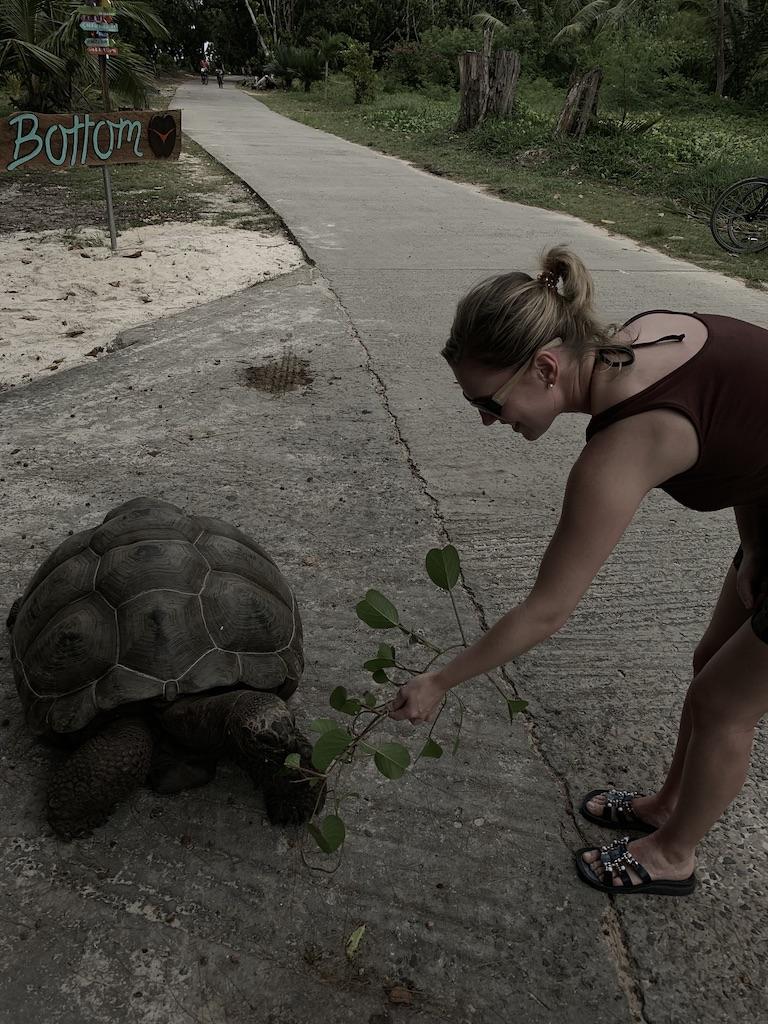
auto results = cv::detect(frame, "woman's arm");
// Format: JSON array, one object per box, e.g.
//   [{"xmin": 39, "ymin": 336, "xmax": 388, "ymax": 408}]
[
  {"xmin": 389, "ymin": 412, "xmax": 696, "ymax": 722},
  {"xmin": 433, "ymin": 424, "xmax": 659, "ymax": 690}
]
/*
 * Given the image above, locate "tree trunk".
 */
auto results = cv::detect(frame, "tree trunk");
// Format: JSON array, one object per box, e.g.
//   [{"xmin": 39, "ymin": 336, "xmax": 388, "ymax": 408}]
[
  {"xmin": 715, "ymin": 0, "xmax": 726, "ymax": 96},
  {"xmin": 487, "ymin": 50, "xmax": 521, "ymax": 118},
  {"xmin": 553, "ymin": 68, "xmax": 603, "ymax": 140},
  {"xmin": 455, "ymin": 50, "xmax": 489, "ymax": 132}
]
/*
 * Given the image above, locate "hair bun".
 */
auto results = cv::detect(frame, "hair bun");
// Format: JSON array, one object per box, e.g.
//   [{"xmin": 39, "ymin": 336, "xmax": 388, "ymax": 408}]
[{"xmin": 537, "ymin": 270, "xmax": 558, "ymax": 289}]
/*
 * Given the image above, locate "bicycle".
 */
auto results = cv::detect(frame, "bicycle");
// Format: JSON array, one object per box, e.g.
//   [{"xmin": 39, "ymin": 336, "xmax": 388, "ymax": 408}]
[{"xmin": 710, "ymin": 177, "xmax": 768, "ymax": 254}]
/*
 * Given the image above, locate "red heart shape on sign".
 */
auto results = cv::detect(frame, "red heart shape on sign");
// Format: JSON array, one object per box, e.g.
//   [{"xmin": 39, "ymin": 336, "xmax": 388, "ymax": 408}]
[{"xmin": 147, "ymin": 113, "xmax": 177, "ymax": 158}]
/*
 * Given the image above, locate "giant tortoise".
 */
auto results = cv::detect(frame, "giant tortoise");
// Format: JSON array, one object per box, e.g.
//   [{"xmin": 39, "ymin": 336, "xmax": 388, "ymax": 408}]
[{"xmin": 6, "ymin": 497, "xmax": 322, "ymax": 839}]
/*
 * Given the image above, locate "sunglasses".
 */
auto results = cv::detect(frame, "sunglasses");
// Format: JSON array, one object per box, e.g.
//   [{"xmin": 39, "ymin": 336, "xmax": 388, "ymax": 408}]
[{"xmin": 461, "ymin": 338, "xmax": 562, "ymax": 419}]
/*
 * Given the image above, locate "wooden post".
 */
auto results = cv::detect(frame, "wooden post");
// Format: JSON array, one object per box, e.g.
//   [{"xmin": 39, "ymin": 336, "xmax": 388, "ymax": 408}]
[
  {"xmin": 487, "ymin": 50, "xmax": 520, "ymax": 118},
  {"xmin": 99, "ymin": 55, "xmax": 118, "ymax": 251},
  {"xmin": 455, "ymin": 51, "xmax": 489, "ymax": 132},
  {"xmin": 553, "ymin": 68, "xmax": 603, "ymax": 140}
]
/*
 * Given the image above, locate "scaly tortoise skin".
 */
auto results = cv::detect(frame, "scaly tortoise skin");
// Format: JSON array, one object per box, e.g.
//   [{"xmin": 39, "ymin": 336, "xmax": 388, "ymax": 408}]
[{"xmin": 6, "ymin": 497, "xmax": 322, "ymax": 839}]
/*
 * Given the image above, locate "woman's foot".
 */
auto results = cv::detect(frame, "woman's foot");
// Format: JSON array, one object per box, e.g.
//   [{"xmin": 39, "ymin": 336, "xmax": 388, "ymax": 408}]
[
  {"xmin": 579, "ymin": 833, "xmax": 695, "ymax": 891},
  {"xmin": 583, "ymin": 789, "xmax": 673, "ymax": 831}
]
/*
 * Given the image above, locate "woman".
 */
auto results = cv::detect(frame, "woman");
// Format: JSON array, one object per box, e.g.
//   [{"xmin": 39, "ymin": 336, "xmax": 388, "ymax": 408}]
[{"xmin": 388, "ymin": 245, "xmax": 768, "ymax": 897}]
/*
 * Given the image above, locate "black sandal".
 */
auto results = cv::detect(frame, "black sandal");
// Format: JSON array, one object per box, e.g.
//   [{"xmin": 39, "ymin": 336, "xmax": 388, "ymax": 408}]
[
  {"xmin": 580, "ymin": 788, "xmax": 657, "ymax": 834},
  {"xmin": 575, "ymin": 836, "xmax": 696, "ymax": 896}
]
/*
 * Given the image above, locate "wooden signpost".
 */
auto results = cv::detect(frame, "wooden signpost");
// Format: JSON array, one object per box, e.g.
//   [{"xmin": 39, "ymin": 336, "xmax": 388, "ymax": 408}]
[
  {"xmin": 0, "ymin": 110, "xmax": 182, "ymax": 170},
  {"xmin": 0, "ymin": 0, "xmax": 182, "ymax": 251}
]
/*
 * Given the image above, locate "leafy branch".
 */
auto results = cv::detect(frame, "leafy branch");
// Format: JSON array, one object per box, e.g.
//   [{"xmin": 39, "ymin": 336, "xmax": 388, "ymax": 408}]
[{"xmin": 286, "ymin": 544, "xmax": 529, "ymax": 866}]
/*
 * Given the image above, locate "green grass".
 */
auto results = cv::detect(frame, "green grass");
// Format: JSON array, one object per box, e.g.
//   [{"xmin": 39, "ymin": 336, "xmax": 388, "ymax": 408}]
[{"xmin": 250, "ymin": 75, "xmax": 768, "ymax": 288}]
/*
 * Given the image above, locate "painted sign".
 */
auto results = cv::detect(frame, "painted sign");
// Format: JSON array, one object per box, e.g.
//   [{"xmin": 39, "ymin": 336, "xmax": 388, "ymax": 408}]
[
  {"xmin": 0, "ymin": 110, "xmax": 182, "ymax": 171},
  {"xmin": 86, "ymin": 46, "xmax": 119, "ymax": 55},
  {"xmin": 80, "ymin": 20, "xmax": 118, "ymax": 31}
]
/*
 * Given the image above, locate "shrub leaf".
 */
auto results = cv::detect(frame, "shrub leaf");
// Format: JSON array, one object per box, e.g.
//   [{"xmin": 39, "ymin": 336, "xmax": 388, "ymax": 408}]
[
  {"xmin": 356, "ymin": 589, "xmax": 399, "ymax": 628},
  {"xmin": 425, "ymin": 545, "xmax": 460, "ymax": 591}
]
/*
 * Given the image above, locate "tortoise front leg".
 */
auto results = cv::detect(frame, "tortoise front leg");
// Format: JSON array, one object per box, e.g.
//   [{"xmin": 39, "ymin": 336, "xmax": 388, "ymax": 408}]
[{"xmin": 47, "ymin": 718, "xmax": 153, "ymax": 840}]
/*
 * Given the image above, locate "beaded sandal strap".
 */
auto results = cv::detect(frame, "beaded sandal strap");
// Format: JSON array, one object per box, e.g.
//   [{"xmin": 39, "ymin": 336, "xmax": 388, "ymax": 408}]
[
  {"xmin": 601, "ymin": 789, "xmax": 641, "ymax": 826},
  {"xmin": 599, "ymin": 837, "xmax": 652, "ymax": 887}
]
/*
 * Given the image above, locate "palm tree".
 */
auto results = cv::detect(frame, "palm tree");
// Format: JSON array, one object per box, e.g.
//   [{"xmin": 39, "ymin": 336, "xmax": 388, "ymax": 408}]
[
  {"xmin": 309, "ymin": 29, "xmax": 347, "ymax": 96},
  {"xmin": 289, "ymin": 47, "xmax": 323, "ymax": 92},
  {"xmin": 0, "ymin": 0, "xmax": 168, "ymax": 111}
]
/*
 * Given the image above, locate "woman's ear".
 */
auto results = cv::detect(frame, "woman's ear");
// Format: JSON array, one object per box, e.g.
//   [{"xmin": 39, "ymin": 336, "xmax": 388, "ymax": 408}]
[{"xmin": 535, "ymin": 351, "xmax": 558, "ymax": 387}]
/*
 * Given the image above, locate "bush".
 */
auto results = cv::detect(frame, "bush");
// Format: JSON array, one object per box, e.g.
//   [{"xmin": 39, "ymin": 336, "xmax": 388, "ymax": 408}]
[
  {"xmin": 343, "ymin": 41, "xmax": 377, "ymax": 104},
  {"xmin": 383, "ymin": 42, "xmax": 429, "ymax": 89},
  {"xmin": 155, "ymin": 53, "xmax": 177, "ymax": 73}
]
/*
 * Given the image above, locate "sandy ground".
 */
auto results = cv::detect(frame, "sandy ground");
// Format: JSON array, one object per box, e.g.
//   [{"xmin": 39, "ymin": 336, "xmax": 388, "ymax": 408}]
[{"xmin": 0, "ymin": 222, "xmax": 305, "ymax": 389}]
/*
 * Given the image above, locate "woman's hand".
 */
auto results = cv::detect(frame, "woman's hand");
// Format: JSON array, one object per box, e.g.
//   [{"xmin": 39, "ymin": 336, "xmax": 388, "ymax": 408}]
[
  {"xmin": 387, "ymin": 672, "xmax": 448, "ymax": 724},
  {"xmin": 736, "ymin": 548, "xmax": 768, "ymax": 610}
]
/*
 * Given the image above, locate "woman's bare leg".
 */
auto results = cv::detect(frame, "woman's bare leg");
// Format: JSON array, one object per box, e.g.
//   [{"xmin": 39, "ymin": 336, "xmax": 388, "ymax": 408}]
[
  {"xmin": 584, "ymin": 617, "xmax": 768, "ymax": 885},
  {"xmin": 587, "ymin": 562, "xmax": 749, "ymax": 826}
]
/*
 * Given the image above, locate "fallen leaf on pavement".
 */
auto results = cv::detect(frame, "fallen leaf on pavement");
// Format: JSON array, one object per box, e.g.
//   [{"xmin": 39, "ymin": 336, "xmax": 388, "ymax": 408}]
[
  {"xmin": 122, "ymin": 250, "xmax": 143, "ymax": 259},
  {"xmin": 84, "ymin": 346, "xmax": 104, "ymax": 357},
  {"xmin": 345, "ymin": 924, "xmax": 366, "ymax": 961},
  {"xmin": 387, "ymin": 986, "xmax": 413, "ymax": 1006}
]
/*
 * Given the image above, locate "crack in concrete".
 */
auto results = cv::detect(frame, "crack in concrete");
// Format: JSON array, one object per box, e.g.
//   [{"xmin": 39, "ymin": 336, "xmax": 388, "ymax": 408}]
[{"xmin": 319, "ymin": 270, "xmax": 651, "ymax": 1024}]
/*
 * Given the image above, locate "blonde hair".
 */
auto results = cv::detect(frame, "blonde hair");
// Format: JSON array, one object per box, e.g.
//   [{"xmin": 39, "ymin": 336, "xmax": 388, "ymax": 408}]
[{"xmin": 442, "ymin": 245, "xmax": 634, "ymax": 371}]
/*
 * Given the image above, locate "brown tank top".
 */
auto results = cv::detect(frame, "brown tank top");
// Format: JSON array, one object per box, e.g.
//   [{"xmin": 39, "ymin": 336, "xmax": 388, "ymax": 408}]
[{"xmin": 586, "ymin": 310, "xmax": 768, "ymax": 512}]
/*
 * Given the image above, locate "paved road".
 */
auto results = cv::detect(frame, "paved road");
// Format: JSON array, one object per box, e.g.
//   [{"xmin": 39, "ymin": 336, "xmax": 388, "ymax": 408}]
[
  {"xmin": 174, "ymin": 81, "xmax": 768, "ymax": 1022},
  {"xmin": 2, "ymin": 79, "xmax": 768, "ymax": 1023}
]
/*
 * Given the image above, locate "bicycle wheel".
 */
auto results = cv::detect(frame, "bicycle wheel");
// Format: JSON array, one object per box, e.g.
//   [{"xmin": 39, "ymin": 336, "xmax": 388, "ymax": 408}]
[{"xmin": 710, "ymin": 178, "xmax": 768, "ymax": 254}]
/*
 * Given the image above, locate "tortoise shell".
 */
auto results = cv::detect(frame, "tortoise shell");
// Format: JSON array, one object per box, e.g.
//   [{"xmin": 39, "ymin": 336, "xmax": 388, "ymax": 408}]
[{"xmin": 8, "ymin": 498, "xmax": 303, "ymax": 736}]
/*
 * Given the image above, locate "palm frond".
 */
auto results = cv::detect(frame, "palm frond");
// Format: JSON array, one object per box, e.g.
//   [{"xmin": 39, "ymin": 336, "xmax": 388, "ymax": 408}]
[
  {"xmin": 552, "ymin": 0, "xmax": 609, "ymax": 43},
  {"xmin": 2, "ymin": 36, "xmax": 67, "ymax": 74},
  {"xmin": 470, "ymin": 10, "xmax": 507, "ymax": 33},
  {"xmin": 108, "ymin": 1, "xmax": 169, "ymax": 40}
]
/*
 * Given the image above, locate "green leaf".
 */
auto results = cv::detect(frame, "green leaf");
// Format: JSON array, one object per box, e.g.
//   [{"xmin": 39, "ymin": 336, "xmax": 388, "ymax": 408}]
[
  {"xmin": 363, "ymin": 657, "xmax": 395, "ymax": 672},
  {"xmin": 374, "ymin": 742, "xmax": 410, "ymax": 780},
  {"xmin": 372, "ymin": 669, "xmax": 391, "ymax": 685},
  {"xmin": 307, "ymin": 814, "xmax": 346, "ymax": 854},
  {"xmin": 355, "ymin": 590, "xmax": 399, "ymax": 629},
  {"xmin": 506, "ymin": 699, "xmax": 529, "ymax": 722},
  {"xmin": 283, "ymin": 753, "xmax": 301, "ymax": 768},
  {"xmin": 311, "ymin": 728, "xmax": 352, "ymax": 773},
  {"xmin": 330, "ymin": 686, "xmax": 348, "ymax": 710},
  {"xmin": 377, "ymin": 643, "xmax": 395, "ymax": 661},
  {"xmin": 363, "ymin": 692, "xmax": 377, "ymax": 708},
  {"xmin": 340, "ymin": 698, "xmax": 362, "ymax": 716},
  {"xmin": 309, "ymin": 718, "xmax": 338, "ymax": 734},
  {"xmin": 420, "ymin": 738, "xmax": 443, "ymax": 759},
  {"xmin": 345, "ymin": 924, "xmax": 366, "ymax": 960},
  {"xmin": 426, "ymin": 545, "xmax": 460, "ymax": 591}
]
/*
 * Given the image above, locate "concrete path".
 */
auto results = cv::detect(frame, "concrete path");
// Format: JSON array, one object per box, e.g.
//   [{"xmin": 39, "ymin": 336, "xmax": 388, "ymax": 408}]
[
  {"xmin": 1, "ymin": 78, "xmax": 767, "ymax": 1023},
  {"xmin": 173, "ymin": 81, "xmax": 768, "ymax": 1022}
]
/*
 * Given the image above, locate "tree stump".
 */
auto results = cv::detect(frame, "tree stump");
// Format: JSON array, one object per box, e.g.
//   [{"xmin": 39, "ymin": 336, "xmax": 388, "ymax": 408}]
[
  {"xmin": 487, "ymin": 50, "xmax": 521, "ymax": 118},
  {"xmin": 455, "ymin": 51, "xmax": 489, "ymax": 132},
  {"xmin": 554, "ymin": 68, "xmax": 603, "ymax": 140}
]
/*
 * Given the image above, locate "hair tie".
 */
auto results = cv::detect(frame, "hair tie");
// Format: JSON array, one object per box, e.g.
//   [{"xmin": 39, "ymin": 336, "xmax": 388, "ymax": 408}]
[{"xmin": 537, "ymin": 271, "xmax": 558, "ymax": 289}]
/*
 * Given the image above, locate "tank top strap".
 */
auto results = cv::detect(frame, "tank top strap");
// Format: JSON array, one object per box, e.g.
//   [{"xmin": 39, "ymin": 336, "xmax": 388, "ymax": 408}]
[{"xmin": 598, "ymin": 332, "xmax": 686, "ymax": 369}]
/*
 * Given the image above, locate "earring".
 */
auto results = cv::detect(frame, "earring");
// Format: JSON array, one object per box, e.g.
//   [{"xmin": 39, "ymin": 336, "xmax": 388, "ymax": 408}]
[{"xmin": 547, "ymin": 382, "xmax": 554, "ymax": 389}]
